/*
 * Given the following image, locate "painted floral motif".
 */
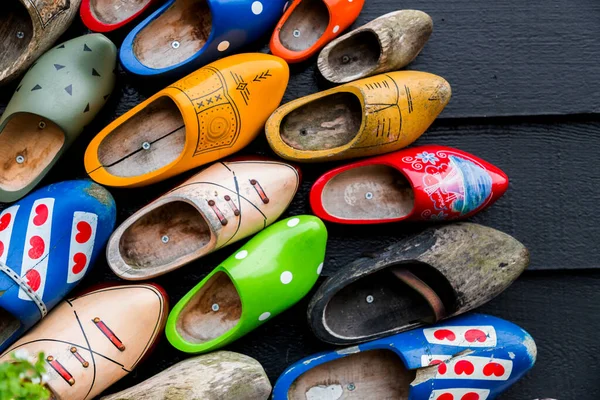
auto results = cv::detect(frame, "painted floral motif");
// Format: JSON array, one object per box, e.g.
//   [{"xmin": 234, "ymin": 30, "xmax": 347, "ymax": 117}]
[{"xmin": 409, "ymin": 151, "xmax": 493, "ymax": 220}]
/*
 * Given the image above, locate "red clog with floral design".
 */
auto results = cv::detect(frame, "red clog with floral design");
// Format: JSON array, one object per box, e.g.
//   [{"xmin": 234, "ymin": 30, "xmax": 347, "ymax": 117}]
[{"xmin": 310, "ymin": 145, "xmax": 508, "ymax": 224}]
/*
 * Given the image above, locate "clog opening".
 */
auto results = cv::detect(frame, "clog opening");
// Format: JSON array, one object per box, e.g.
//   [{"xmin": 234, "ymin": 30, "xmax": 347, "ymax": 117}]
[
  {"xmin": 325, "ymin": 30, "xmax": 382, "ymax": 80},
  {"xmin": 119, "ymin": 201, "xmax": 213, "ymax": 270},
  {"xmin": 97, "ymin": 97, "xmax": 185, "ymax": 178},
  {"xmin": 288, "ymin": 349, "xmax": 414, "ymax": 399},
  {"xmin": 280, "ymin": 93, "xmax": 362, "ymax": 151},
  {"xmin": 1, "ymin": 1, "xmax": 33, "ymax": 74},
  {"xmin": 176, "ymin": 271, "xmax": 242, "ymax": 344},
  {"xmin": 133, "ymin": 0, "xmax": 212, "ymax": 69},
  {"xmin": 0, "ymin": 308, "xmax": 21, "ymax": 348},
  {"xmin": 279, "ymin": 0, "xmax": 329, "ymax": 52},
  {"xmin": 0, "ymin": 113, "xmax": 64, "ymax": 192},
  {"xmin": 323, "ymin": 262, "xmax": 456, "ymax": 339},
  {"xmin": 321, "ymin": 165, "xmax": 414, "ymax": 221},
  {"xmin": 90, "ymin": 0, "xmax": 153, "ymax": 25}
]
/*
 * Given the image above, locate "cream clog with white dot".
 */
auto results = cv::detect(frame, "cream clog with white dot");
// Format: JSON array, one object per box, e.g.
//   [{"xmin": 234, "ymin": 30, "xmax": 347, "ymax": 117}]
[{"xmin": 165, "ymin": 215, "xmax": 327, "ymax": 354}]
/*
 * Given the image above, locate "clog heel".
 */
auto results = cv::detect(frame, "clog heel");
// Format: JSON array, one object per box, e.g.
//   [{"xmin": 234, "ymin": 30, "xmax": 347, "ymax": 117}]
[
  {"xmin": 120, "ymin": 0, "xmax": 287, "ymax": 77},
  {"xmin": 265, "ymin": 71, "xmax": 450, "ymax": 163},
  {"xmin": 0, "ymin": 0, "xmax": 81, "ymax": 85},
  {"xmin": 166, "ymin": 215, "xmax": 327, "ymax": 353},
  {"xmin": 270, "ymin": 0, "xmax": 365, "ymax": 63},
  {"xmin": 106, "ymin": 158, "xmax": 301, "ymax": 280},
  {"xmin": 0, "ymin": 34, "xmax": 117, "ymax": 202},
  {"xmin": 85, "ymin": 53, "xmax": 289, "ymax": 188}
]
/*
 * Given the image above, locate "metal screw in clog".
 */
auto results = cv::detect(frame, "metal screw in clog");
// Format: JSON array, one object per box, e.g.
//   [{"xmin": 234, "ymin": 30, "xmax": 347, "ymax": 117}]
[
  {"xmin": 366, "ymin": 295, "xmax": 374, "ymax": 303},
  {"xmin": 142, "ymin": 141, "xmax": 151, "ymax": 150},
  {"xmin": 347, "ymin": 384, "xmax": 356, "ymax": 391},
  {"xmin": 212, "ymin": 303, "xmax": 220, "ymax": 312},
  {"xmin": 15, "ymin": 155, "xmax": 25, "ymax": 164},
  {"xmin": 171, "ymin": 41, "xmax": 180, "ymax": 49},
  {"xmin": 342, "ymin": 55, "xmax": 351, "ymax": 64},
  {"xmin": 38, "ymin": 121, "xmax": 46, "ymax": 129},
  {"xmin": 293, "ymin": 29, "xmax": 301, "ymax": 37},
  {"xmin": 16, "ymin": 31, "xmax": 24, "ymax": 39},
  {"xmin": 162, "ymin": 235, "xmax": 169, "ymax": 244},
  {"xmin": 365, "ymin": 192, "xmax": 373, "ymax": 200}
]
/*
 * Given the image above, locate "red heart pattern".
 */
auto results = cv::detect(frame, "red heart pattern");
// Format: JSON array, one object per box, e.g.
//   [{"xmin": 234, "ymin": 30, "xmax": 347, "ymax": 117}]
[
  {"xmin": 434, "ymin": 329, "xmax": 456, "ymax": 341},
  {"xmin": 430, "ymin": 359, "xmax": 448, "ymax": 375},
  {"xmin": 0, "ymin": 213, "xmax": 11, "ymax": 232},
  {"xmin": 24, "ymin": 269, "xmax": 41, "ymax": 292},
  {"xmin": 462, "ymin": 393, "xmax": 480, "ymax": 400},
  {"xmin": 454, "ymin": 360, "xmax": 475, "ymax": 375},
  {"xmin": 72, "ymin": 253, "xmax": 87, "ymax": 274},
  {"xmin": 0, "ymin": 241, "xmax": 4, "ymax": 258},
  {"xmin": 28, "ymin": 236, "xmax": 45, "ymax": 260},
  {"xmin": 75, "ymin": 221, "xmax": 92, "ymax": 244},
  {"xmin": 483, "ymin": 362, "xmax": 505, "ymax": 377},
  {"xmin": 438, "ymin": 394, "xmax": 454, "ymax": 400},
  {"xmin": 33, "ymin": 204, "xmax": 49, "ymax": 226},
  {"xmin": 465, "ymin": 329, "xmax": 487, "ymax": 343}
]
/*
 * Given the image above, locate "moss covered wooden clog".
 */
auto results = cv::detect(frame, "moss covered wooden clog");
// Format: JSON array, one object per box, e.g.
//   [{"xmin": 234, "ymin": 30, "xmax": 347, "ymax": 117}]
[
  {"xmin": 166, "ymin": 215, "xmax": 327, "ymax": 353},
  {"xmin": 1, "ymin": 0, "xmax": 81, "ymax": 85},
  {"xmin": 265, "ymin": 71, "xmax": 451, "ymax": 163},
  {"xmin": 0, "ymin": 34, "xmax": 117, "ymax": 202},
  {"xmin": 101, "ymin": 351, "xmax": 271, "ymax": 400}
]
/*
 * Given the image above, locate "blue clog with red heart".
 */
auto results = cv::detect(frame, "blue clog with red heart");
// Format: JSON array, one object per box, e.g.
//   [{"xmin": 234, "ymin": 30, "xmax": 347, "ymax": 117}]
[
  {"xmin": 0, "ymin": 180, "xmax": 116, "ymax": 352},
  {"xmin": 120, "ymin": 0, "xmax": 288, "ymax": 78},
  {"xmin": 273, "ymin": 313, "xmax": 536, "ymax": 400}
]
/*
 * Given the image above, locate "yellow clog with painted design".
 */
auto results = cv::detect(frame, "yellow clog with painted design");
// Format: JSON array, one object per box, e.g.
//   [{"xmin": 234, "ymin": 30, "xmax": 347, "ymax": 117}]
[
  {"xmin": 84, "ymin": 53, "xmax": 289, "ymax": 188},
  {"xmin": 265, "ymin": 71, "xmax": 450, "ymax": 162}
]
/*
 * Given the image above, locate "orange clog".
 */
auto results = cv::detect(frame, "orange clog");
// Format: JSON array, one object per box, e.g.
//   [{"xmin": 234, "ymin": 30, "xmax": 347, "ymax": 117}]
[
  {"xmin": 270, "ymin": 0, "xmax": 365, "ymax": 63},
  {"xmin": 265, "ymin": 71, "xmax": 451, "ymax": 163},
  {"xmin": 84, "ymin": 53, "xmax": 289, "ymax": 188}
]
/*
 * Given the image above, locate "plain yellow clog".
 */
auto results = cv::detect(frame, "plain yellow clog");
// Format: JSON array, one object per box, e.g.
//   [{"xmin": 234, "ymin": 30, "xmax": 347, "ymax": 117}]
[
  {"xmin": 265, "ymin": 71, "xmax": 450, "ymax": 163},
  {"xmin": 84, "ymin": 53, "xmax": 289, "ymax": 188}
]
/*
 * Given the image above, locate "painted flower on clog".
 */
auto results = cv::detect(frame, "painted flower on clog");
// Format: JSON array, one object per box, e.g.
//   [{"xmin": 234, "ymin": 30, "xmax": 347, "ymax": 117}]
[{"xmin": 415, "ymin": 151, "xmax": 439, "ymax": 165}]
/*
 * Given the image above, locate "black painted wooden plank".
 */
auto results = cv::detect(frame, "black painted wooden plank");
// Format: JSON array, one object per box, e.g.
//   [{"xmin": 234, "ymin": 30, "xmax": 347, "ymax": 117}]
[{"xmin": 97, "ymin": 270, "xmax": 600, "ymax": 400}]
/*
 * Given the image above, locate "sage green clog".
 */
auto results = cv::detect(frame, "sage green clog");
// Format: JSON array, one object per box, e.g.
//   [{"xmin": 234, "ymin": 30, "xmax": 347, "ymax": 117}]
[
  {"xmin": 0, "ymin": 34, "xmax": 116, "ymax": 202},
  {"xmin": 165, "ymin": 215, "xmax": 328, "ymax": 354}
]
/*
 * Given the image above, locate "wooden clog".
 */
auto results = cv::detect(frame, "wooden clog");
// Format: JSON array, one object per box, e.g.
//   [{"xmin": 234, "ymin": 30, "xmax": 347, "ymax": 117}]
[
  {"xmin": 0, "ymin": 34, "xmax": 117, "ymax": 202},
  {"xmin": 80, "ymin": 0, "xmax": 158, "ymax": 32},
  {"xmin": 273, "ymin": 313, "xmax": 537, "ymax": 400},
  {"xmin": 0, "ymin": 180, "xmax": 116, "ymax": 353},
  {"xmin": 318, "ymin": 10, "xmax": 433, "ymax": 83},
  {"xmin": 308, "ymin": 223, "xmax": 529, "ymax": 345},
  {"xmin": 106, "ymin": 158, "xmax": 301, "ymax": 280},
  {"xmin": 270, "ymin": 0, "xmax": 365, "ymax": 63},
  {"xmin": 166, "ymin": 215, "xmax": 327, "ymax": 353},
  {"xmin": 0, "ymin": 0, "xmax": 81, "ymax": 85},
  {"xmin": 0, "ymin": 283, "xmax": 168, "ymax": 400},
  {"xmin": 265, "ymin": 71, "xmax": 451, "ymax": 163},
  {"xmin": 85, "ymin": 53, "xmax": 289, "ymax": 188},
  {"xmin": 101, "ymin": 351, "xmax": 272, "ymax": 399},
  {"xmin": 310, "ymin": 145, "xmax": 509, "ymax": 224},
  {"xmin": 120, "ymin": 0, "xmax": 287, "ymax": 77}
]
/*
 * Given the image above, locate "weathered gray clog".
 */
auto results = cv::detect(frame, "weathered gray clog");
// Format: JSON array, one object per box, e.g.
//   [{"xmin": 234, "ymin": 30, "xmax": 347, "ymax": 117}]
[
  {"xmin": 318, "ymin": 10, "xmax": 433, "ymax": 83},
  {"xmin": 308, "ymin": 223, "xmax": 529, "ymax": 345},
  {"xmin": 0, "ymin": 34, "xmax": 116, "ymax": 202},
  {"xmin": 100, "ymin": 351, "xmax": 272, "ymax": 400}
]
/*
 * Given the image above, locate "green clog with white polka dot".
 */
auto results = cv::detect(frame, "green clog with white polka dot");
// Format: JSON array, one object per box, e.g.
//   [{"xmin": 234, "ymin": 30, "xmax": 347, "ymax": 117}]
[{"xmin": 165, "ymin": 215, "xmax": 328, "ymax": 354}]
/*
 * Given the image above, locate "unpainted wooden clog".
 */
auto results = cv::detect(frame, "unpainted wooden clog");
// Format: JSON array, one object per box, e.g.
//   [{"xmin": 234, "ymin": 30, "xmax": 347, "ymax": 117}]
[
  {"xmin": 0, "ymin": 0, "xmax": 82, "ymax": 85},
  {"xmin": 101, "ymin": 351, "xmax": 272, "ymax": 400},
  {"xmin": 0, "ymin": 180, "xmax": 116, "ymax": 353},
  {"xmin": 318, "ymin": 10, "xmax": 434, "ymax": 83},
  {"xmin": 107, "ymin": 158, "xmax": 301, "ymax": 280},
  {"xmin": 310, "ymin": 145, "xmax": 509, "ymax": 224},
  {"xmin": 0, "ymin": 34, "xmax": 117, "ymax": 202},
  {"xmin": 273, "ymin": 313, "xmax": 537, "ymax": 400},
  {"xmin": 80, "ymin": 0, "xmax": 159, "ymax": 32},
  {"xmin": 166, "ymin": 215, "xmax": 327, "ymax": 354},
  {"xmin": 265, "ymin": 71, "xmax": 451, "ymax": 163},
  {"xmin": 0, "ymin": 283, "xmax": 169, "ymax": 400},
  {"xmin": 308, "ymin": 223, "xmax": 529, "ymax": 345},
  {"xmin": 85, "ymin": 53, "xmax": 289, "ymax": 188},
  {"xmin": 270, "ymin": 0, "xmax": 365, "ymax": 63},
  {"xmin": 120, "ymin": 0, "xmax": 287, "ymax": 77}
]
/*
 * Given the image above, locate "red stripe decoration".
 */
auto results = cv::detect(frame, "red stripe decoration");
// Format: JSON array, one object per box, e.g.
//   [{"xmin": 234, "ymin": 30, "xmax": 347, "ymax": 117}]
[
  {"xmin": 93, "ymin": 317, "xmax": 126, "ymax": 351},
  {"xmin": 207, "ymin": 200, "xmax": 228, "ymax": 226},
  {"xmin": 47, "ymin": 356, "xmax": 75, "ymax": 386},
  {"xmin": 70, "ymin": 347, "xmax": 89, "ymax": 368},
  {"xmin": 250, "ymin": 179, "xmax": 270, "ymax": 204},
  {"xmin": 224, "ymin": 195, "xmax": 240, "ymax": 216}
]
